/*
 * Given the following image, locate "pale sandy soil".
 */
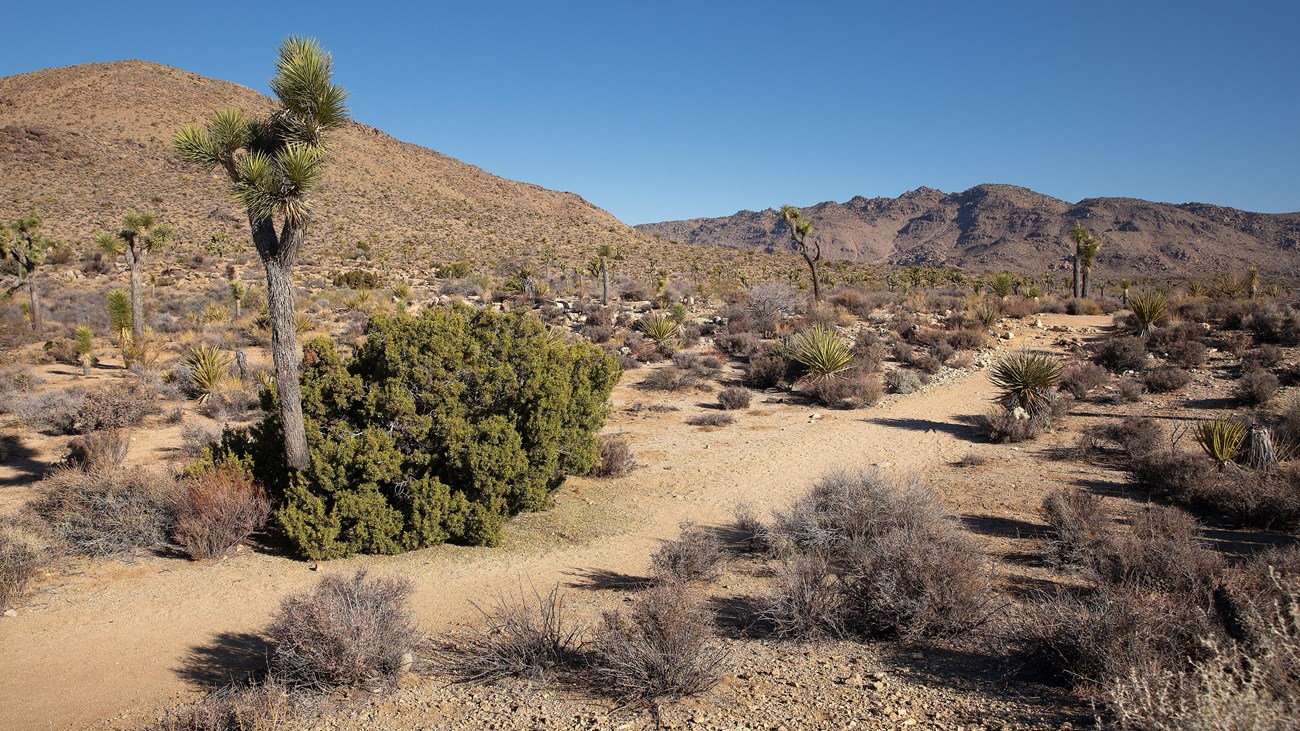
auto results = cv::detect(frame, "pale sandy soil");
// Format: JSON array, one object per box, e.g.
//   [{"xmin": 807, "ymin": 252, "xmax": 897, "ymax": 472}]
[{"xmin": 1, "ymin": 316, "xmax": 1109, "ymax": 729}]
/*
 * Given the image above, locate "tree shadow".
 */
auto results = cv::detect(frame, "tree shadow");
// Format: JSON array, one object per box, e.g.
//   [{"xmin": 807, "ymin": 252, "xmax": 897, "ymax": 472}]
[
  {"xmin": 563, "ymin": 567, "xmax": 652, "ymax": 592},
  {"xmin": 175, "ymin": 631, "xmax": 271, "ymax": 689},
  {"xmin": 865, "ymin": 416, "xmax": 985, "ymax": 443},
  {"xmin": 707, "ymin": 594, "xmax": 771, "ymax": 640},
  {"xmin": 0, "ymin": 434, "xmax": 48, "ymax": 487},
  {"xmin": 1182, "ymin": 396, "xmax": 1241, "ymax": 411}
]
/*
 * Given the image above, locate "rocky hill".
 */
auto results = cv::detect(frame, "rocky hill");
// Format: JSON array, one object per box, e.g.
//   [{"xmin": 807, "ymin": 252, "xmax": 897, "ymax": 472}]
[
  {"xmin": 638, "ymin": 184, "xmax": 1300, "ymax": 279},
  {"xmin": 0, "ymin": 60, "xmax": 734, "ymax": 277}
]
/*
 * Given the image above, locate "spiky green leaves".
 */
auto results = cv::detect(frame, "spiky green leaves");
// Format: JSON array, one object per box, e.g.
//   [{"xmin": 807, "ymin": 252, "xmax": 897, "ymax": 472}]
[
  {"xmin": 988, "ymin": 351, "xmax": 1062, "ymax": 415},
  {"xmin": 637, "ymin": 312, "xmax": 679, "ymax": 344},
  {"xmin": 186, "ymin": 346, "xmax": 232, "ymax": 404},
  {"xmin": 1129, "ymin": 291, "xmax": 1169, "ymax": 336},
  {"xmin": 270, "ymin": 36, "xmax": 350, "ymax": 143},
  {"xmin": 778, "ymin": 205, "xmax": 813, "ymax": 242},
  {"xmin": 1071, "ymin": 225, "xmax": 1100, "ymax": 268},
  {"xmin": 789, "ymin": 326, "xmax": 853, "ymax": 381},
  {"xmin": 1194, "ymin": 418, "xmax": 1245, "ymax": 468},
  {"xmin": 231, "ymin": 144, "xmax": 326, "ymax": 224}
]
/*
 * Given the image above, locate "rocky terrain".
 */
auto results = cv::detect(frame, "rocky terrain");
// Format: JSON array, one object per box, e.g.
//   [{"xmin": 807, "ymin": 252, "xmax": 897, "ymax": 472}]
[{"xmin": 637, "ymin": 184, "xmax": 1300, "ymax": 278}]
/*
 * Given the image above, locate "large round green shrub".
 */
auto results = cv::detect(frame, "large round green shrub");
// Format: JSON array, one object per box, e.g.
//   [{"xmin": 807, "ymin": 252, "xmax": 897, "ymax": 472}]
[{"xmin": 219, "ymin": 305, "xmax": 619, "ymax": 559}]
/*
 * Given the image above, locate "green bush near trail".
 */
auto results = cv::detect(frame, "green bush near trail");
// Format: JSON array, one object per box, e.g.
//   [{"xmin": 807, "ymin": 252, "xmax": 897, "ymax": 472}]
[{"xmin": 206, "ymin": 305, "xmax": 620, "ymax": 559}]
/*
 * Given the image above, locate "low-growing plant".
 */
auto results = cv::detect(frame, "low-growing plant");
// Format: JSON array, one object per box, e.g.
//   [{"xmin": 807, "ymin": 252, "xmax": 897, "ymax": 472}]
[
  {"xmin": 31, "ymin": 465, "xmax": 178, "ymax": 557},
  {"xmin": 173, "ymin": 464, "xmax": 271, "ymax": 560},
  {"xmin": 1059, "ymin": 362, "xmax": 1108, "ymax": 399},
  {"xmin": 884, "ymin": 368, "xmax": 922, "ymax": 394},
  {"xmin": 1129, "ymin": 291, "xmax": 1169, "ymax": 336},
  {"xmin": 1237, "ymin": 370, "xmax": 1279, "ymax": 405},
  {"xmin": 637, "ymin": 312, "xmax": 679, "ymax": 344},
  {"xmin": 440, "ymin": 585, "xmax": 581, "ymax": 683},
  {"xmin": 762, "ymin": 553, "xmax": 847, "ymax": 639},
  {"xmin": 717, "ymin": 386, "xmax": 751, "ymax": 410},
  {"xmin": 988, "ymin": 351, "xmax": 1062, "ymax": 415},
  {"xmin": 1194, "ymin": 418, "xmax": 1246, "ymax": 467},
  {"xmin": 1040, "ymin": 488, "xmax": 1111, "ymax": 568},
  {"xmin": 590, "ymin": 435, "xmax": 635, "ymax": 478},
  {"xmin": 744, "ymin": 354, "xmax": 787, "ymax": 388},
  {"xmin": 687, "ymin": 412, "xmax": 734, "ymax": 427},
  {"xmin": 64, "ymin": 429, "xmax": 131, "ymax": 471},
  {"xmin": 589, "ymin": 582, "xmax": 726, "ymax": 704},
  {"xmin": 267, "ymin": 570, "xmax": 419, "ymax": 690},
  {"xmin": 1114, "ymin": 377, "xmax": 1146, "ymax": 403},
  {"xmin": 185, "ymin": 346, "xmax": 231, "ymax": 404},
  {"xmin": 1142, "ymin": 366, "xmax": 1192, "ymax": 394},
  {"xmin": 0, "ymin": 515, "xmax": 53, "ymax": 609},
  {"xmin": 813, "ymin": 371, "xmax": 884, "ymax": 408},
  {"xmin": 650, "ymin": 522, "xmax": 723, "ymax": 584},
  {"xmin": 1095, "ymin": 336, "xmax": 1149, "ymax": 373},
  {"xmin": 788, "ymin": 325, "xmax": 853, "ymax": 381}
]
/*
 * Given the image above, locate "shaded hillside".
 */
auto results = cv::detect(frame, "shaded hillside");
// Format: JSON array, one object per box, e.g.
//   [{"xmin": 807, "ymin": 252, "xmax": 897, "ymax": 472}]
[
  {"xmin": 0, "ymin": 60, "xmax": 738, "ymax": 277},
  {"xmin": 638, "ymin": 184, "xmax": 1300, "ymax": 279}
]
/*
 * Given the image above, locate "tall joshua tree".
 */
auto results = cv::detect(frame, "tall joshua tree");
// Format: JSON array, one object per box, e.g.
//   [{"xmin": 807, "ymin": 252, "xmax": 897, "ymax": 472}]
[
  {"xmin": 175, "ymin": 36, "xmax": 349, "ymax": 471},
  {"xmin": 1069, "ymin": 225, "xmax": 1100, "ymax": 298},
  {"xmin": 3, "ymin": 212, "xmax": 53, "ymax": 333},
  {"xmin": 96, "ymin": 212, "xmax": 173, "ymax": 341},
  {"xmin": 588, "ymin": 244, "xmax": 613, "ymax": 305},
  {"xmin": 778, "ymin": 204, "xmax": 822, "ymax": 303}
]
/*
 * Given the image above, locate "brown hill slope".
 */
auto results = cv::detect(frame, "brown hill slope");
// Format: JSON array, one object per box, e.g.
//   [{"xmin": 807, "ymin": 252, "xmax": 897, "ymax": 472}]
[
  {"xmin": 0, "ymin": 60, "xmax": 731, "ymax": 276},
  {"xmin": 638, "ymin": 184, "xmax": 1300, "ymax": 279}
]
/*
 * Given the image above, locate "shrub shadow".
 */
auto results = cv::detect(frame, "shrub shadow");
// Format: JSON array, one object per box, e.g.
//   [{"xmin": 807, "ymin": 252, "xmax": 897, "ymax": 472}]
[
  {"xmin": 0, "ymin": 434, "xmax": 48, "ymax": 487},
  {"xmin": 959, "ymin": 514, "xmax": 1045, "ymax": 540},
  {"xmin": 175, "ymin": 631, "xmax": 271, "ymax": 689},
  {"xmin": 564, "ymin": 567, "xmax": 653, "ymax": 592},
  {"xmin": 865, "ymin": 416, "xmax": 985, "ymax": 443},
  {"xmin": 707, "ymin": 594, "xmax": 771, "ymax": 640}
]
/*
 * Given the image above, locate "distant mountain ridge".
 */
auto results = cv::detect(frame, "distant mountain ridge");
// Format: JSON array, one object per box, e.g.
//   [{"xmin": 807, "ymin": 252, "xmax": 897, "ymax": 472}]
[{"xmin": 637, "ymin": 184, "xmax": 1300, "ymax": 278}]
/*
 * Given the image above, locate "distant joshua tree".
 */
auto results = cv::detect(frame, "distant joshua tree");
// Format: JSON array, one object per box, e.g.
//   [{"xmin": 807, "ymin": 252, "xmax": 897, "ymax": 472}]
[
  {"xmin": 96, "ymin": 211, "xmax": 173, "ymax": 341},
  {"xmin": 1070, "ymin": 225, "xmax": 1100, "ymax": 298},
  {"xmin": 175, "ymin": 36, "xmax": 349, "ymax": 471},
  {"xmin": 777, "ymin": 204, "xmax": 822, "ymax": 303},
  {"xmin": 3, "ymin": 211, "xmax": 54, "ymax": 333},
  {"xmin": 588, "ymin": 244, "xmax": 613, "ymax": 305}
]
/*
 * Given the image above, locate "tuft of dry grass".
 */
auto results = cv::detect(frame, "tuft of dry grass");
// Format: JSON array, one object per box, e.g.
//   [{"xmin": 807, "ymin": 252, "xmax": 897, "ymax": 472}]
[
  {"xmin": 590, "ymin": 435, "xmax": 635, "ymax": 478},
  {"xmin": 439, "ymin": 585, "xmax": 581, "ymax": 683},
  {"xmin": 650, "ymin": 522, "xmax": 723, "ymax": 584},
  {"xmin": 31, "ymin": 465, "xmax": 177, "ymax": 557}
]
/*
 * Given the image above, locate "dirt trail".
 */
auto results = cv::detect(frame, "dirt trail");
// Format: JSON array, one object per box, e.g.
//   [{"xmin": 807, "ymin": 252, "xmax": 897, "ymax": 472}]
[{"xmin": 0, "ymin": 317, "xmax": 1094, "ymax": 730}]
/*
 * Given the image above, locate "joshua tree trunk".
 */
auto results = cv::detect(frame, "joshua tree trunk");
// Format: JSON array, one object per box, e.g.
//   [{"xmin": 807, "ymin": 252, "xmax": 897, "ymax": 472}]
[
  {"xmin": 26, "ymin": 272, "xmax": 41, "ymax": 333},
  {"xmin": 253, "ymin": 215, "xmax": 310, "ymax": 471},
  {"xmin": 600, "ymin": 261, "xmax": 609, "ymax": 306},
  {"xmin": 1082, "ymin": 268, "xmax": 1092, "ymax": 299},
  {"xmin": 802, "ymin": 251, "xmax": 821, "ymax": 303},
  {"xmin": 127, "ymin": 251, "xmax": 145, "ymax": 341},
  {"xmin": 1072, "ymin": 256, "xmax": 1082, "ymax": 298}
]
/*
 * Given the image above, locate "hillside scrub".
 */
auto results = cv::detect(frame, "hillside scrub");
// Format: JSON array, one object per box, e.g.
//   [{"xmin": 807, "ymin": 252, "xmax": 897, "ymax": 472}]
[{"xmin": 206, "ymin": 305, "xmax": 620, "ymax": 559}]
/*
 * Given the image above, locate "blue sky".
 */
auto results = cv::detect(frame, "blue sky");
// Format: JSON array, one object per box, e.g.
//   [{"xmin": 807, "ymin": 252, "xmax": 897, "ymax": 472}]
[{"xmin": 3, "ymin": 1, "xmax": 1298, "ymax": 223}]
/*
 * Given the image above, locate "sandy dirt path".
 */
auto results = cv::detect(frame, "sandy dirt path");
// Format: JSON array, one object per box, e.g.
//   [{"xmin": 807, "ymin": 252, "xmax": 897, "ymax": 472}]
[{"xmin": 0, "ymin": 318, "xmax": 1089, "ymax": 730}]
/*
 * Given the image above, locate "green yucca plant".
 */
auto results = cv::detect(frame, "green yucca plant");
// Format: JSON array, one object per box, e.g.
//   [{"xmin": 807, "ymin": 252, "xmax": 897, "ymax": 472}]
[
  {"xmin": 973, "ymin": 300, "xmax": 1000, "ymax": 327},
  {"xmin": 988, "ymin": 351, "xmax": 1062, "ymax": 415},
  {"xmin": 1128, "ymin": 290, "xmax": 1168, "ymax": 336},
  {"xmin": 254, "ymin": 312, "xmax": 314, "ymax": 336},
  {"xmin": 186, "ymin": 345, "xmax": 231, "ymax": 403},
  {"xmin": 1185, "ymin": 280, "xmax": 1207, "ymax": 298},
  {"xmin": 637, "ymin": 312, "xmax": 679, "ymax": 344},
  {"xmin": 1194, "ymin": 418, "xmax": 1246, "ymax": 468},
  {"xmin": 74, "ymin": 325, "xmax": 94, "ymax": 376},
  {"xmin": 1213, "ymin": 273, "xmax": 1247, "ymax": 300},
  {"xmin": 106, "ymin": 288, "xmax": 132, "ymax": 337},
  {"xmin": 788, "ymin": 325, "xmax": 853, "ymax": 381}
]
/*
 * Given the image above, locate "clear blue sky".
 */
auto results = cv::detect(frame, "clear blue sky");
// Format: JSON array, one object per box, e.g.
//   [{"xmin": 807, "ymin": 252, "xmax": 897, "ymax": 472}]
[{"xmin": 3, "ymin": 1, "xmax": 1298, "ymax": 223}]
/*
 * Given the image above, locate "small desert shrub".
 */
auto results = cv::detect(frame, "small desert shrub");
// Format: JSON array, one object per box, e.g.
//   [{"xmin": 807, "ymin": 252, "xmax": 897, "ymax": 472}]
[
  {"xmin": 441, "ymin": 585, "xmax": 580, "ymax": 683},
  {"xmin": 1040, "ymin": 488, "xmax": 1111, "ymax": 568},
  {"xmin": 181, "ymin": 420, "xmax": 224, "ymax": 459},
  {"xmin": 590, "ymin": 435, "xmax": 635, "ymax": 478},
  {"xmin": 812, "ymin": 371, "xmax": 883, "ymax": 409},
  {"xmin": 730, "ymin": 503, "xmax": 768, "ymax": 553},
  {"xmin": 1129, "ymin": 291, "xmax": 1170, "ymax": 336},
  {"xmin": 744, "ymin": 354, "xmax": 787, "ymax": 388},
  {"xmin": 910, "ymin": 352, "xmax": 943, "ymax": 375},
  {"xmin": 1236, "ymin": 370, "xmax": 1279, "ymax": 405},
  {"xmin": 763, "ymin": 553, "xmax": 847, "ymax": 639},
  {"xmin": 590, "ymin": 582, "xmax": 726, "ymax": 703},
  {"xmin": 1163, "ymin": 339, "xmax": 1208, "ymax": 368},
  {"xmin": 0, "ymin": 515, "xmax": 53, "ymax": 609},
  {"xmin": 884, "ymin": 368, "xmax": 921, "ymax": 394},
  {"xmin": 581, "ymin": 322, "xmax": 613, "ymax": 343},
  {"xmin": 1087, "ymin": 505, "xmax": 1224, "ymax": 599},
  {"xmin": 1114, "ymin": 377, "xmax": 1146, "ymax": 403},
  {"xmin": 64, "ymin": 429, "xmax": 131, "ymax": 471},
  {"xmin": 715, "ymin": 330, "xmax": 763, "ymax": 358},
  {"xmin": 31, "ymin": 466, "xmax": 178, "ymax": 557},
  {"xmin": 333, "ymin": 269, "xmax": 383, "ymax": 289},
  {"xmin": 640, "ymin": 366, "xmax": 700, "ymax": 392},
  {"xmin": 268, "ymin": 571, "xmax": 419, "ymax": 690},
  {"xmin": 173, "ymin": 465, "xmax": 271, "ymax": 560},
  {"xmin": 14, "ymin": 390, "xmax": 85, "ymax": 434},
  {"xmin": 1059, "ymin": 362, "xmax": 1108, "ymax": 399},
  {"xmin": 1018, "ymin": 584, "xmax": 1212, "ymax": 687},
  {"xmin": 74, "ymin": 382, "xmax": 158, "ymax": 433},
  {"xmin": 743, "ymin": 283, "xmax": 802, "ymax": 335},
  {"xmin": 851, "ymin": 336, "xmax": 888, "ymax": 372},
  {"xmin": 650, "ymin": 522, "xmax": 723, "ymax": 584},
  {"xmin": 687, "ymin": 412, "xmax": 734, "ymax": 427},
  {"xmin": 157, "ymin": 679, "xmax": 310, "ymax": 731},
  {"xmin": 717, "ymin": 386, "xmax": 751, "ymax": 410},
  {"xmin": 1095, "ymin": 336, "xmax": 1149, "ymax": 373},
  {"xmin": 1143, "ymin": 366, "xmax": 1192, "ymax": 393},
  {"xmin": 945, "ymin": 328, "xmax": 987, "ymax": 351},
  {"xmin": 1242, "ymin": 344, "xmax": 1284, "ymax": 371},
  {"xmin": 981, "ymin": 406, "xmax": 1054, "ymax": 443}
]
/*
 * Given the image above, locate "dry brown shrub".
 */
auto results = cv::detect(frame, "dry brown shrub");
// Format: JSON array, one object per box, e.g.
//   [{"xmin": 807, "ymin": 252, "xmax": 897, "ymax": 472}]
[
  {"xmin": 1040, "ymin": 488, "xmax": 1111, "ymax": 567},
  {"xmin": 1059, "ymin": 362, "xmax": 1108, "ymax": 399},
  {"xmin": 687, "ymin": 412, "xmax": 734, "ymax": 427},
  {"xmin": 31, "ymin": 465, "xmax": 178, "ymax": 557},
  {"xmin": 0, "ymin": 514, "xmax": 54, "ymax": 609},
  {"xmin": 589, "ymin": 582, "xmax": 726, "ymax": 704},
  {"xmin": 1236, "ymin": 370, "xmax": 1279, "ymax": 405},
  {"xmin": 64, "ymin": 429, "xmax": 131, "ymax": 471},
  {"xmin": 717, "ymin": 386, "xmax": 751, "ymax": 411},
  {"xmin": 762, "ymin": 553, "xmax": 847, "ymax": 639},
  {"xmin": 439, "ymin": 585, "xmax": 581, "ymax": 683},
  {"xmin": 173, "ymin": 466, "xmax": 270, "ymax": 560},
  {"xmin": 590, "ymin": 435, "xmax": 635, "ymax": 478},
  {"xmin": 812, "ymin": 372, "xmax": 883, "ymax": 409},
  {"xmin": 157, "ymin": 679, "xmax": 311, "ymax": 731},
  {"xmin": 650, "ymin": 522, "xmax": 723, "ymax": 584},
  {"xmin": 74, "ymin": 381, "xmax": 159, "ymax": 432},
  {"xmin": 1142, "ymin": 366, "xmax": 1192, "ymax": 393},
  {"xmin": 744, "ymin": 353, "xmax": 787, "ymax": 388},
  {"xmin": 267, "ymin": 571, "xmax": 419, "ymax": 690},
  {"xmin": 1088, "ymin": 505, "xmax": 1225, "ymax": 599}
]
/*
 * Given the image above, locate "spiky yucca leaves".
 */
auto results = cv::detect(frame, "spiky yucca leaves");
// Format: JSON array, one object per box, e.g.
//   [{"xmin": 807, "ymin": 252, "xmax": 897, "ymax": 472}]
[
  {"xmin": 988, "ymin": 352, "xmax": 1062, "ymax": 415},
  {"xmin": 1128, "ymin": 291, "xmax": 1169, "ymax": 336},
  {"xmin": 186, "ymin": 346, "xmax": 232, "ymax": 404},
  {"xmin": 1194, "ymin": 418, "xmax": 1246, "ymax": 468},
  {"xmin": 789, "ymin": 326, "xmax": 853, "ymax": 382},
  {"xmin": 974, "ymin": 300, "xmax": 1000, "ymax": 327},
  {"xmin": 638, "ymin": 313, "xmax": 679, "ymax": 344},
  {"xmin": 106, "ymin": 289, "xmax": 132, "ymax": 336}
]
